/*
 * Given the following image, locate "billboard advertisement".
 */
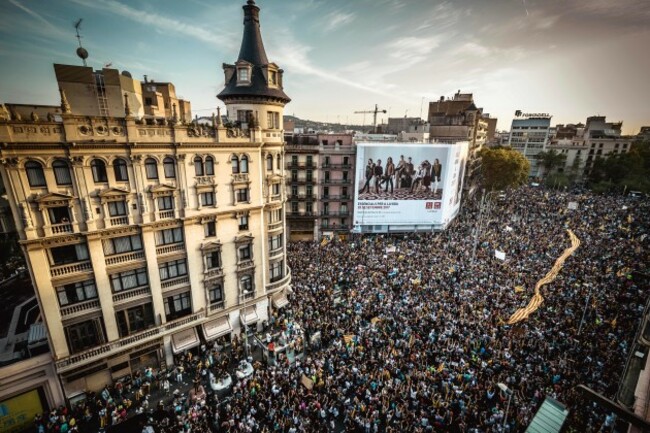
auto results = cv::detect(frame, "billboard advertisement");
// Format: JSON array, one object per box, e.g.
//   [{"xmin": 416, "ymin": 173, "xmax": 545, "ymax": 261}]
[{"xmin": 353, "ymin": 142, "xmax": 468, "ymax": 228}]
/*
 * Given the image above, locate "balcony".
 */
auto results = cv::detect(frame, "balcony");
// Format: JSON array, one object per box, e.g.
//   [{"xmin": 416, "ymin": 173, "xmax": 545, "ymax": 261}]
[
  {"xmin": 60, "ymin": 299, "xmax": 101, "ymax": 319},
  {"xmin": 50, "ymin": 261, "xmax": 93, "ymax": 278},
  {"xmin": 321, "ymin": 224, "xmax": 349, "ymax": 231},
  {"xmin": 105, "ymin": 251, "xmax": 145, "ymax": 267},
  {"xmin": 321, "ymin": 210, "xmax": 350, "ymax": 216},
  {"xmin": 209, "ymin": 300, "xmax": 226, "ymax": 313},
  {"xmin": 289, "ymin": 194, "xmax": 315, "ymax": 201},
  {"xmin": 156, "ymin": 243, "xmax": 185, "ymax": 256},
  {"xmin": 49, "ymin": 223, "xmax": 74, "ymax": 235},
  {"xmin": 112, "ymin": 287, "xmax": 150, "ymax": 304},
  {"xmin": 287, "ymin": 177, "xmax": 315, "ymax": 185},
  {"xmin": 268, "ymin": 221, "xmax": 283, "ymax": 232},
  {"xmin": 288, "ymin": 211, "xmax": 316, "ymax": 219},
  {"xmin": 269, "ymin": 246, "xmax": 284, "ymax": 260},
  {"xmin": 55, "ymin": 311, "xmax": 205, "ymax": 372},
  {"xmin": 265, "ymin": 268, "xmax": 291, "ymax": 293},
  {"xmin": 161, "ymin": 275, "xmax": 190, "ymax": 290},
  {"xmin": 158, "ymin": 210, "xmax": 175, "ymax": 219},
  {"xmin": 108, "ymin": 216, "xmax": 129, "ymax": 226},
  {"xmin": 195, "ymin": 175, "xmax": 215, "ymax": 185},
  {"xmin": 238, "ymin": 292, "xmax": 255, "ymax": 305},
  {"xmin": 322, "ymin": 179, "xmax": 351, "ymax": 184},
  {"xmin": 321, "ymin": 195, "xmax": 351, "ymax": 201},
  {"xmin": 321, "ymin": 163, "xmax": 352, "ymax": 169},
  {"xmin": 286, "ymin": 162, "xmax": 317, "ymax": 169},
  {"xmin": 237, "ymin": 259, "xmax": 255, "ymax": 272},
  {"xmin": 232, "ymin": 173, "xmax": 249, "ymax": 184},
  {"xmin": 204, "ymin": 267, "xmax": 224, "ymax": 280}
]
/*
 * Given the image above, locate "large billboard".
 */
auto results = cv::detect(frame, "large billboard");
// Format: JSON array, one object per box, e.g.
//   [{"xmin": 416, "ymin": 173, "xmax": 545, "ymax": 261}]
[{"xmin": 353, "ymin": 142, "xmax": 468, "ymax": 229}]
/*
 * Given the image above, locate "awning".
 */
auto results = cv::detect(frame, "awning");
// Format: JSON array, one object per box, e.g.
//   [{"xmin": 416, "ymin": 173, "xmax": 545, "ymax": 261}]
[
  {"xmin": 272, "ymin": 293, "xmax": 289, "ymax": 309},
  {"xmin": 202, "ymin": 316, "xmax": 232, "ymax": 341},
  {"xmin": 525, "ymin": 397, "xmax": 569, "ymax": 433},
  {"xmin": 240, "ymin": 306, "xmax": 259, "ymax": 326},
  {"xmin": 171, "ymin": 327, "xmax": 200, "ymax": 354}
]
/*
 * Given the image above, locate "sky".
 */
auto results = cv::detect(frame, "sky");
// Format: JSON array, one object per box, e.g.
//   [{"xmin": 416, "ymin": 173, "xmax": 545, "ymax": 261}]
[{"xmin": 0, "ymin": 0, "xmax": 649, "ymax": 134}]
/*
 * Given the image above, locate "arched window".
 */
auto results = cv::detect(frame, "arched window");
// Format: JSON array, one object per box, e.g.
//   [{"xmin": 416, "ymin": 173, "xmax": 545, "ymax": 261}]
[
  {"xmin": 240, "ymin": 155, "xmax": 249, "ymax": 173},
  {"xmin": 231, "ymin": 155, "xmax": 239, "ymax": 174},
  {"xmin": 52, "ymin": 160, "xmax": 72, "ymax": 185},
  {"xmin": 91, "ymin": 159, "xmax": 108, "ymax": 183},
  {"xmin": 145, "ymin": 158, "xmax": 158, "ymax": 179},
  {"xmin": 194, "ymin": 156, "xmax": 204, "ymax": 176},
  {"xmin": 266, "ymin": 154, "xmax": 273, "ymax": 171},
  {"xmin": 276, "ymin": 154, "xmax": 281, "ymax": 170},
  {"xmin": 163, "ymin": 157, "xmax": 176, "ymax": 178},
  {"xmin": 113, "ymin": 158, "xmax": 128, "ymax": 182},
  {"xmin": 205, "ymin": 156, "xmax": 214, "ymax": 175},
  {"xmin": 25, "ymin": 161, "xmax": 46, "ymax": 187}
]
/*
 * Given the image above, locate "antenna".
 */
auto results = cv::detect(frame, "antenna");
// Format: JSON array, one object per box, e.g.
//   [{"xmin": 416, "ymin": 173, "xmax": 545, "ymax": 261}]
[{"xmin": 74, "ymin": 19, "xmax": 89, "ymax": 66}]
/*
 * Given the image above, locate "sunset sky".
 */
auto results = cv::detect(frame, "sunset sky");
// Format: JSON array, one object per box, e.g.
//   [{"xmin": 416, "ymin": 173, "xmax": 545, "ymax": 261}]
[{"xmin": 1, "ymin": 0, "xmax": 649, "ymax": 133}]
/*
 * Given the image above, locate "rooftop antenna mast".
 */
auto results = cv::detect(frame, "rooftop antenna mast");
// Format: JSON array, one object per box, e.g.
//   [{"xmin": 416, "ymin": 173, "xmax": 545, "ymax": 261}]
[{"xmin": 74, "ymin": 19, "xmax": 89, "ymax": 67}]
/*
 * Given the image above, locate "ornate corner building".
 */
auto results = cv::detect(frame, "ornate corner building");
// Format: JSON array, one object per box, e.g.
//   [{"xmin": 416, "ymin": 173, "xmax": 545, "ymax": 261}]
[{"xmin": 0, "ymin": 0, "xmax": 290, "ymax": 397}]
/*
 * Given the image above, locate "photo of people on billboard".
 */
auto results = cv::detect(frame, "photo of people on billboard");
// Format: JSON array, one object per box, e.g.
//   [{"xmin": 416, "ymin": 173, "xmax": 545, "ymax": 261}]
[{"xmin": 354, "ymin": 143, "xmax": 468, "ymax": 227}]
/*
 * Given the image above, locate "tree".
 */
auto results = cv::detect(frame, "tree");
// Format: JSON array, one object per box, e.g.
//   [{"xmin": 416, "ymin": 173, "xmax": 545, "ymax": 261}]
[
  {"xmin": 479, "ymin": 147, "xmax": 530, "ymax": 191},
  {"xmin": 535, "ymin": 149, "xmax": 567, "ymax": 178},
  {"xmin": 586, "ymin": 142, "xmax": 650, "ymax": 193}
]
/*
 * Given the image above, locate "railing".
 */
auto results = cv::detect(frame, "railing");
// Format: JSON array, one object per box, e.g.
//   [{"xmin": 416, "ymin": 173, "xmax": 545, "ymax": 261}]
[
  {"xmin": 209, "ymin": 300, "xmax": 226, "ymax": 313},
  {"xmin": 51, "ymin": 223, "xmax": 73, "ymax": 234},
  {"xmin": 321, "ymin": 164, "xmax": 351, "ymax": 169},
  {"xmin": 50, "ymin": 261, "xmax": 93, "ymax": 277},
  {"xmin": 321, "ymin": 195, "xmax": 351, "ymax": 201},
  {"xmin": 286, "ymin": 162, "xmax": 316, "ymax": 169},
  {"xmin": 55, "ymin": 311, "xmax": 205, "ymax": 372},
  {"xmin": 195, "ymin": 175, "xmax": 215, "ymax": 185},
  {"xmin": 322, "ymin": 179, "xmax": 351, "ymax": 184},
  {"xmin": 109, "ymin": 216, "xmax": 129, "ymax": 226},
  {"xmin": 238, "ymin": 292, "xmax": 255, "ymax": 305},
  {"xmin": 269, "ymin": 247, "xmax": 284, "ymax": 259},
  {"xmin": 161, "ymin": 275, "xmax": 190, "ymax": 290},
  {"xmin": 156, "ymin": 243, "xmax": 185, "ymax": 256},
  {"xmin": 112, "ymin": 287, "xmax": 150, "ymax": 304},
  {"xmin": 321, "ymin": 210, "xmax": 350, "ymax": 216},
  {"xmin": 60, "ymin": 299, "xmax": 101, "ymax": 318},
  {"xmin": 105, "ymin": 250, "xmax": 145, "ymax": 267},
  {"xmin": 268, "ymin": 221, "xmax": 283, "ymax": 232},
  {"xmin": 265, "ymin": 269, "xmax": 291, "ymax": 292},
  {"xmin": 289, "ymin": 211, "xmax": 316, "ymax": 218},
  {"xmin": 321, "ymin": 224, "xmax": 349, "ymax": 231},
  {"xmin": 204, "ymin": 268, "xmax": 224, "ymax": 279},
  {"xmin": 158, "ymin": 210, "xmax": 175, "ymax": 219}
]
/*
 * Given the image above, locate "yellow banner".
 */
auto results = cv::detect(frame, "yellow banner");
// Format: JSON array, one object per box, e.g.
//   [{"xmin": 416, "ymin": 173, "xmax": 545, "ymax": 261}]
[{"xmin": 0, "ymin": 389, "xmax": 44, "ymax": 433}]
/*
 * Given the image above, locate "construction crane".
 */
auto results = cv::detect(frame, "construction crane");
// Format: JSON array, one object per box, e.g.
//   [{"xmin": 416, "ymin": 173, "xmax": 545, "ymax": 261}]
[{"xmin": 354, "ymin": 104, "xmax": 387, "ymax": 133}]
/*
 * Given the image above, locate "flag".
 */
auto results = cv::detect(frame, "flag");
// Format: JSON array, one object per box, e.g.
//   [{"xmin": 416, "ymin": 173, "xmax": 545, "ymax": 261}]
[
  {"xmin": 320, "ymin": 237, "xmax": 329, "ymax": 247},
  {"xmin": 437, "ymin": 363, "xmax": 445, "ymax": 372},
  {"xmin": 495, "ymin": 250, "xmax": 506, "ymax": 261},
  {"xmin": 343, "ymin": 335, "xmax": 355, "ymax": 345},
  {"xmin": 514, "ymin": 286, "xmax": 525, "ymax": 293}
]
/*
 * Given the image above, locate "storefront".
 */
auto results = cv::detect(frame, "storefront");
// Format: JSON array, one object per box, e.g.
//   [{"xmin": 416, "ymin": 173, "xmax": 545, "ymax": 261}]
[
  {"xmin": 170, "ymin": 327, "xmax": 200, "ymax": 355},
  {"xmin": 201, "ymin": 316, "xmax": 232, "ymax": 343}
]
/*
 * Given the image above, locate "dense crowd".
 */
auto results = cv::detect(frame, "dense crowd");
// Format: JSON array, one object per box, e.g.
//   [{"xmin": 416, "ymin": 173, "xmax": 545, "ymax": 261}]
[{"xmin": 32, "ymin": 186, "xmax": 649, "ymax": 433}]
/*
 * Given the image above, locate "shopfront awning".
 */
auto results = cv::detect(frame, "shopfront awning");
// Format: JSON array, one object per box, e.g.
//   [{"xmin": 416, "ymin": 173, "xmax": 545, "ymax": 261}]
[
  {"xmin": 240, "ymin": 306, "xmax": 259, "ymax": 326},
  {"xmin": 171, "ymin": 327, "xmax": 200, "ymax": 354},
  {"xmin": 202, "ymin": 316, "xmax": 232, "ymax": 341},
  {"xmin": 272, "ymin": 293, "xmax": 289, "ymax": 309}
]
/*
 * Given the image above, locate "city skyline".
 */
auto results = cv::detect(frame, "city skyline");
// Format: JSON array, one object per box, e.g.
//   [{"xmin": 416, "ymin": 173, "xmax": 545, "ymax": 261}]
[{"xmin": 1, "ymin": 0, "xmax": 649, "ymax": 134}]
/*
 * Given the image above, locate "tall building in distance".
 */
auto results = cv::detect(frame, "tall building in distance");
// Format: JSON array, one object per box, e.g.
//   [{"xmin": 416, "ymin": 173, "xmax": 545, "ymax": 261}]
[
  {"xmin": 0, "ymin": 0, "xmax": 290, "ymax": 398},
  {"xmin": 507, "ymin": 111, "xmax": 552, "ymax": 177}
]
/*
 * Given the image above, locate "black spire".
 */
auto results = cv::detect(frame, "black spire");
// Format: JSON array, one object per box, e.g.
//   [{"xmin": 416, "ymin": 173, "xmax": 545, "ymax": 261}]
[
  {"xmin": 238, "ymin": 0, "xmax": 268, "ymax": 66},
  {"xmin": 218, "ymin": 0, "xmax": 290, "ymax": 104}
]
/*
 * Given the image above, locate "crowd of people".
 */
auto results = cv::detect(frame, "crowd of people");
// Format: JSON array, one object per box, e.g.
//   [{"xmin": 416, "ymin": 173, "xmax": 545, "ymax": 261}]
[{"xmin": 32, "ymin": 186, "xmax": 649, "ymax": 433}]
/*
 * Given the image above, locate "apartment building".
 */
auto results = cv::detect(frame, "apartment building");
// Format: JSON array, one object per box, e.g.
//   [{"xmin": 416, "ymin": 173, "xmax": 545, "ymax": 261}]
[
  {"xmin": 0, "ymin": 0, "xmax": 290, "ymax": 398},
  {"xmin": 508, "ymin": 112, "xmax": 552, "ymax": 177}
]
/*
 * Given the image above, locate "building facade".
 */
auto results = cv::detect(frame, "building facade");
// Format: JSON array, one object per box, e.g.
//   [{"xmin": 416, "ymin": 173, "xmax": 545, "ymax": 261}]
[
  {"xmin": 284, "ymin": 133, "xmax": 354, "ymax": 241},
  {"xmin": 508, "ymin": 112, "xmax": 552, "ymax": 177},
  {"xmin": 0, "ymin": 0, "xmax": 291, "ymax": 398}
]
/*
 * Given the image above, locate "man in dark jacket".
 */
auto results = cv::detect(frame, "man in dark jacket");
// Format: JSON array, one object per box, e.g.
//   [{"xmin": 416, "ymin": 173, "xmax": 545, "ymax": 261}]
[
  {"xmin": 360, "ymin": 159, "xmax": 374, "ymax": 194},
  {"xmin": 374, "ymin": 159, "xmax": 384, "ymax": 193}
]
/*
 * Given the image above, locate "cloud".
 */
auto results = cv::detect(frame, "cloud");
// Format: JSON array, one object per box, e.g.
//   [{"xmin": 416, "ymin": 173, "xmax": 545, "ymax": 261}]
[
  {"xmin": 6, "ymin": 0, "xmax": 70, "ymax": 40},
  {"xmin": 386, "ymin": 36, "xmax": 441, "ymax": 68},
  {"xmin": 323, "ymin": 10, "xmax": 355, "ymax": 32}
]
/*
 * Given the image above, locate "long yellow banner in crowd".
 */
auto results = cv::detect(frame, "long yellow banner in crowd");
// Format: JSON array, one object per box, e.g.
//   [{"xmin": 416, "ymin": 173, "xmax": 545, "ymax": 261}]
[{"xmin": 507, "ymin": 229, "xmax": 581, "ymax": 325}]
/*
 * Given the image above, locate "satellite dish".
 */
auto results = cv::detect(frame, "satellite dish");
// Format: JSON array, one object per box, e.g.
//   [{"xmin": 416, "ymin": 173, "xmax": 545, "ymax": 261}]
[
  {"xmin": 76, "ymin": 47, "xmax": 88, "ymax": 60},
  {"xmin": 121, "ymin": 71, "xmax": 132, "ymax": 78}
]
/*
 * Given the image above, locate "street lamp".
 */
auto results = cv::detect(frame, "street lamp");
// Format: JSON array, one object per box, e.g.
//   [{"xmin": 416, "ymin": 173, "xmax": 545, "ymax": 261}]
[
  {"xmin": 578, "ymin": 283, "xmax": 593, "ymax": 335},
  {"xmin": 498, "ymin": 382, "xmax": 513, "ymax": 428}
]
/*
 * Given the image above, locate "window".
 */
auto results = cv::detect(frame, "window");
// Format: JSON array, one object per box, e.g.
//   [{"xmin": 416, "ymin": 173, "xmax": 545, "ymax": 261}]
[
  {"xmin": 306, "ymin": 185, "xmax": 313, "ymax": 198},
  {"xmin": 91, "ymin": 159, "xmax": 108, "ymax": 183},
  {"xmin": 57, "ymin": 279, "xmax": 97, "ymax": 306},
  {"xmin": 269, "ymin": 234, "xmax": 282, "ymax": 251},
  {"xmin": 205, "ymin": 156, "xmax": 214, "ymax": 175},
  {"xmin": 237, "ymin": 68, "xmax": 249, "ymax": 82},
  {"xmin": 145, "ymin": 158, "xmax": 158, "ymax": 179},
  {"xmin": 240, "ymin": 156, "xmax": 249, "ymax": 173},
  {"xmin": 237, "ymin": 110, "xmax": 253, "ymax": 124},
  {"xmin": 239, "ymin": 244, "xmax": 252, "ymax": 261},
  {"xmin": 266, "ymin": 112, "xmax": 280, "ymax": 129},
  {"xmin": 110, "ymin": 268, "xmax": 148, "ymax": 292},
  {"xmin": 343, "ymin": 171, "xmax": 349, "ymax": 181},
  {"xmin": 236, "ymin": 188, "xmax": 249, "ymax": 203},
  {"xmin": 240, "ymin": 275, "xmax": 253, "ymax": 297},
  {"xmin": 103, "ymin": 234, "xmax": 143, "ymax": 256},
  {"xmin": 200, "ymin": 192, "xmax": 215, "ymax": 206},
  {"xmin": 163, "ymin": 157, "xmax": 176, "ymax": 178},
  {"xmin": 323, "ymin": 187, "xmax": 329, "ymax": 198},
  {"xmin": 65, "ymin": 319, "xmax": 103, "ymax": 354},
  {"xmin": 269, "ymin": 70, "xmax": 277, "ymax": 85},
  {"xmin": 291, "ymin": 186, "xmax": 298, "ymax": 197},
  {"xmin": 291, "ymin": 202, "xmax": 298, "ymax": 213},
  {"xmin": 291, "ymin": 155, "xmax": 298, "ymax": 166},
  {"xmin": 51, "ymin": 244, "xmax": 89, "ymax": 265},
  {"xmin": 113, "ymin": 158, "xmax": 129, "ymax": 182},
  {"xmin": 145, "ymin": 97, "xmax": 153, "ymax": 106},
  {"xmin": 48, "ymin": 206, "xmax": 70, "ymax": 224},
  {"xmin": 164, "ymin": 292, "xmax": 191, "ymax": 321},
  {"xmin": 322, "ymin": 140, "xmax": 328, "ymax": 146},
  {"xmin": 159, "ymin": 259, "xmax": 188, "ymax": 281},
  {"xmin": 239, "ymin": 215, "xmax": 249, "ymax": 230},
  {"xmin": 306, "ymin": 156, "xmax": 313, "ymax": 167},
  {"xmin": 276, "ymin": 155, "xmax": 281, "ymax": 170},
  {"xmin": 342, "ymin": 187, "xmax": 348, "ymax": 197},
  {"xmin": 208, "ymin": 283, "xmax": 224, "ymax": 305},
  {"xmin": 24, "ymin": 161, "xmax": 46, "ymax": 187},
  {"xmin": 194, "ymin": 156, "xmax": 204, "ymax": 176},
  {"xmin": 204, "ymin": 221, "xmax": 216, "ymax": 237},
  {"xmin": 206, "ymin": 250, "xmax": 221, "ymax": 269},
  {"xmin": 323, "ymin": 171, "xmax": 329, "ymax": 182},
  {"xmin": 266, "ymin": 155, "xmax": 273, "ymax": 171},
  {"xmin": 291, "ymin": 170, "xmax": 298, "ymax": 181},
  {"xmin": 157, "ymin": 195, "xmax": 174, "ymax": 210},
  {"xmin": 307, "ymin": 170, "xmax": 313, "ymax": 182},
  {"xmin": 231, "ymin": 155, "xmax": 240, "ymax": 174},
  {"xmin": 324, "ymin": 156, "xmax": 330, "ymax": 167},
  {"xmin": 270, "ymin": 261, "xmax": 284, "ymax": 282},
  {"xmin": 116, "ymin": 303, "xmax": 154, "ymax": 337},
  {"xmin": 108, "ymin": 200, "xmax": 127, "ymax": 217},
  {"xmin": 272, "ymin": 183, "xmax": 280, "ymax": 196},
  {"xmin": 343, "ymin": 156, "xmax": 349, "ymax": 165},
  {"xmin": 155, "ymin": 227, "xmax": 183, "ymax": 246},
  {"xmin": 53, "ymin": 160, "xmax": 72, "ymax": 185}
]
